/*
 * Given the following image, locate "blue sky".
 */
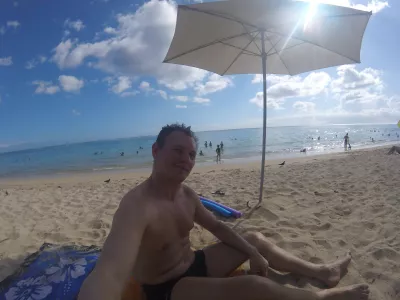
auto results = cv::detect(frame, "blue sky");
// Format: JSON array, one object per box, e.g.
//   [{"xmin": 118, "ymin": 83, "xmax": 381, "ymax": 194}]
[{"xmin": 0, "ymin": 0, "xmax": 398, "ymax": 149}]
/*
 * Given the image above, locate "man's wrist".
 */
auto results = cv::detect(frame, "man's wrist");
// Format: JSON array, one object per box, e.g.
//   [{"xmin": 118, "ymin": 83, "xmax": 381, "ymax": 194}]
[{"xmin": 248, "ymin": 246, "xmax": 260, "ymax": 257}]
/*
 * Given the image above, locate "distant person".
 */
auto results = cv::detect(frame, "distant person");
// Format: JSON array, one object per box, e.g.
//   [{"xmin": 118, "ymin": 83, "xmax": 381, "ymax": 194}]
[
  {"xmin": 220, "ymin": 141, "xmax": 224, "ymax": 149},
  {"xmin": 300, "ymin": 148, "xmax": 307, "ymax": 153},
  {"xmin": 318, "ymin": 136, "xmax": 320, "ymax": 141},
  {"xmin": 344, "ymin": 133, "xmax": 349, "ymax": 150},
  {"xmin": 137, "ymin": 151, "xmax": 139, "ymax": 154},
  {"xmin": 372, "ymin": 138, "xmax": 375, "ymax": 143},
  {"xmin": 335, "ymin": 134, "xmax": 338, "ymax": 138},
  {"xmin": 209, "ymin": 141, "xmax": 212, "ymax": 147},
  {"xmin": 204, "ymin": 141, "xmax": 208, "ymax": 148},
  {"xmin": 120, "ymin": 152, "xmax": 124, "ymax": 156},
  {"xmin": 216, "ymin": 145, "xmax": 221, "ymax": 163},
  {"xmin": 388, "ymin": 146, "xmax": 400, "ymax": 155},
  {"xmin": 199, "ymin": 150, "xmax": 204, "ymax": 156}
]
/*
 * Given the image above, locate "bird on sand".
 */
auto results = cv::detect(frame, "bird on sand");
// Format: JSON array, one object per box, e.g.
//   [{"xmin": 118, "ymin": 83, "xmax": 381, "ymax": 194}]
[
  {"xmin": 278, "ymin": 161, "xmax": 286, "ymax": 166},
  {"xmin": 104, "ymin": 179, "xmax": 111, "ymax": 183}
]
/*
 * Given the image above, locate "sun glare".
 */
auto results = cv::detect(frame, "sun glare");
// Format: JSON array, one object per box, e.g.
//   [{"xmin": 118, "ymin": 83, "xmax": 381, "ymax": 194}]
[{"xmin": 303, "ymin": 0, "xmax": 319, "ymax": 31}]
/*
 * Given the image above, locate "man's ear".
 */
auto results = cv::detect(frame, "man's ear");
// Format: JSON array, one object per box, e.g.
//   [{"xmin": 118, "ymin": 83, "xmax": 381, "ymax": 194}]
[{"xmin": 152, "ymin": 142, "xmax": 158, "ymax": 159}]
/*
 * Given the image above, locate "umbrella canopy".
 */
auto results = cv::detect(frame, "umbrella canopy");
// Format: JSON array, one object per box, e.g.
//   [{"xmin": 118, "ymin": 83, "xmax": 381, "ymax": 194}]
[{"xmin": 164, "ymin": 0, "xmax": 371, "ymax": 208}]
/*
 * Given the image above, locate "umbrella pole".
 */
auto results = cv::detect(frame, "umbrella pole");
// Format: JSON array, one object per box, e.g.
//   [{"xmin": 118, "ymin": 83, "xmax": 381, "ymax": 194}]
[{"xmin": 258, "ymin": 30, "xmax": 267, "ymax": 207}]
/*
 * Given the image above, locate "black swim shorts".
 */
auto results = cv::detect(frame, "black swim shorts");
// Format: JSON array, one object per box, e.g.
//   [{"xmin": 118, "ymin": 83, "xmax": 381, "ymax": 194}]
[{"xmin": 142, "ymin": 250, "xmax": 208, "ymax": 300}]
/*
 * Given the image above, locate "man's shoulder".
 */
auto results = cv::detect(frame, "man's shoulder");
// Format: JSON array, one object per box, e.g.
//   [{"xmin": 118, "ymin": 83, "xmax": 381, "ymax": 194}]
[
  {"xmin": 182, "ymin": 184, "xmax": 199, "ymax": 202},
  {"xmin": 118, "ymin": 181, "xmax": 152, "ymax": 216}
]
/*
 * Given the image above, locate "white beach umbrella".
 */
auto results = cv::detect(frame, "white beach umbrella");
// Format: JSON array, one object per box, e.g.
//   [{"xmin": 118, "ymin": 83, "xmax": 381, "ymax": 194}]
[{"xmin": 164, "ymin": 0, "xmax": 371, "ymax": 208}]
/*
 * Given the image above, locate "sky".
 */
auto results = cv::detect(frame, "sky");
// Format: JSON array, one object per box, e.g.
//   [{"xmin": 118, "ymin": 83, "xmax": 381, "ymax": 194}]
[{"xmin": 0, "ymin": 0, "xmax": 398, "ymax": 149}]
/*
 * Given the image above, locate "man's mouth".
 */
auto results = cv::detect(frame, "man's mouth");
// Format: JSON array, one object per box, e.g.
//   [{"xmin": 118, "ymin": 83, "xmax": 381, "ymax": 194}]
[{"xmin": 175, "ymin": 165, "xmax": 189, "ymax": 172}]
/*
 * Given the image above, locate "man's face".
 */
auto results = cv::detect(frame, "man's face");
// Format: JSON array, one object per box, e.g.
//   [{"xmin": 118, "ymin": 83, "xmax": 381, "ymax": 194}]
[{"xmin": 152, "ymin": 131, "xmax": 197, "ymax": 182}]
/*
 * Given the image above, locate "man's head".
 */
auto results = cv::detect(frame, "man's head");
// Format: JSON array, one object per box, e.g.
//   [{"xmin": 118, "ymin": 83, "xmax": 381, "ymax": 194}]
[{"xmin": 152, "ymin": 123, "xmax": 198, "ymax": 183}]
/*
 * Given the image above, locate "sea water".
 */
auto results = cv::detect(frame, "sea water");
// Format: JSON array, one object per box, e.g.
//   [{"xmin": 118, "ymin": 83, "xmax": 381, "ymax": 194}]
[{"xmin": 0, "ymin": 124, "xmax": 399, "ymax": 179}]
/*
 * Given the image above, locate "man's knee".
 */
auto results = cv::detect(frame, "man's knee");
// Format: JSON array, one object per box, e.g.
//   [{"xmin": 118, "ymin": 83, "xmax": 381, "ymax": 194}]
[
  {"xmin": 243, "ymin": 232, "xmax": 264, "ymax": 246},
  {"xmin": 243, "ymin": 231, "xmax": 275, "ymax": 249}
]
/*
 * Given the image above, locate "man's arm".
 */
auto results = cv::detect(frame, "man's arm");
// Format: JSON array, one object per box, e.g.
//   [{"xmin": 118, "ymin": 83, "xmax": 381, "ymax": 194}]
[
  {"xmin": 78, "ymin": 194, "xmax": 149, "ymax": 300},
  {"xmin": 190, "ymin": 189, "xmax": 258, "ymax": 257}
]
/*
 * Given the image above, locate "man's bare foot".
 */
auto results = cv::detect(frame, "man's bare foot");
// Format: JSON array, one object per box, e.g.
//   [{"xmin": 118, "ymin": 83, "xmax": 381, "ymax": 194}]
[
  {"xmin": 317, "ymin": 284, "xmax": 369, "ymax": 300},
  {"xmin": 319, "ymin": 251, "xmax": 352, "ymax": 287}
]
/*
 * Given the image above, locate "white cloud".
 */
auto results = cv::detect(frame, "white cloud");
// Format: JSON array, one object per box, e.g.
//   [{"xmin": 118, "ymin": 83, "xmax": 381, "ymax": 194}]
[
  {"xmin": 51, "ymin": 0, "xmax": 207, "ymax": 91},
  {"xmin": 120, "ymin": 91, "xmax": 139, "ymax": 97},
  {"xmin": 293, "ymin": 101, "xmax": 316, "ymax": 113},
  {"xmin": 39, "ymin": 56, "xmax": 47, "ymax": 63},
  {"xmin": 111, "ymin": 76, "xmax": 132, "ymax": 94},
  {"xmin": 72, "ymin": 109, "xmax": 81, "ymax": 116},
  {"xmin": 32, "ymin": 81, "xmax": 60, "ymax": 95},
  {"xmin": 64, "ymin": 19, "xmax": 85, "ymax": 31},
  {"xmin": 303, "ymin": 1, "xmax": 389, "ymax": 14},
  {"xmin": 250, "ymin": 64, "xmax": 398, "ymax": 127},
  {"xmin": 171, "ymin": 95, "xmax": 189, "ymax": 102},
  {"xmin": 195, "ymin": 74, "xmax": 233, "ymax": 96},
  {"xmin": 25, "ymin": 55, "xmax": 47, "ymax": 70},
  {"xmin": 0, "ymin": 57, "xmax": 13, "ymax": 66},
  {"xmin": 156, "ymin": 90, "xmax": 168, "ymax": 99},
  {"xmin": 176, "ymin": 105, "xmax": 187, "ymax": 109},
  {"xmin": 193, "ymin": 97, "xmax": 210, "ymax": 104},
  {"xmin": 59, "ymin": 75, "xmax": 84, "ymax": 92},
  {"xmin": 7, "ymin": 21, "xmax": 20, "ymax": 29},
  {"xmin": 104, "ymin": 27, "xmax": 117, "ymax": 34},
  {"xmin": 254, "ymin": 72, "xmax": 331, "ymax": 100},
  {"xmin": 249, "ymin": 92, "xmax": 285, "ymax": 110},
  {"xmin": 139, "ymin": 81, "xmax": 153, "ymax": 92}
]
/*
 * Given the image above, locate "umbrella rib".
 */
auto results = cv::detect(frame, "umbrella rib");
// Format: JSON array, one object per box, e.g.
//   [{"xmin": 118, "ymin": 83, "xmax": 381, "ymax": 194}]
[
  {"xmin": 218, "ymin": 41, "xmax": 260, "ymax": 57},
  {"xmin": 164, "ymin": 30, "xmax": 258, "ymax": 63},
  {"xmin": 240, "ymin": 24, "xmax": 262, "ymax": 55},
  {"xmin": 263, "ymin": 34, "xmax": 291, "ymax": 74},
  {"xmin": 221, "ymin": 32, "xmax": 260, "ymax": 76},
  {"xmin": 180, "ymin": 5, "xmax": 261, "ymax": 31},
  {"xmin": 265, "ymin": 29, "xmax": 359, "ymax": 64}
]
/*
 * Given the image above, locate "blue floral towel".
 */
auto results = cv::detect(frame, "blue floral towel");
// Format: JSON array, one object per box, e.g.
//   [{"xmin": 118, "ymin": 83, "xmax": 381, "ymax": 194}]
[{"xmin": 0, "ymin": 243, "xmax": 101, "ymax": 300}]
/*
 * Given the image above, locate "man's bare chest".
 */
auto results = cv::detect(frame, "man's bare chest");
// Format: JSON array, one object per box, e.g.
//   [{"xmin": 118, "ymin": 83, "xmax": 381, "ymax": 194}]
[{"xmin": 143, "ymin": 199, "xmax": 195, "ymax": 249}]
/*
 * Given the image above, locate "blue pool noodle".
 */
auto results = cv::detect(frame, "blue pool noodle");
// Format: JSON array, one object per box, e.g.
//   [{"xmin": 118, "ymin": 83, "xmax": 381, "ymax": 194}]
[
  {"xmin": 200, "ymin": 197, "xmax": 242, "ymax": 218},
  {"xmin": 201, "ymin": 199, "xmax": 233, "ymax": 218}
]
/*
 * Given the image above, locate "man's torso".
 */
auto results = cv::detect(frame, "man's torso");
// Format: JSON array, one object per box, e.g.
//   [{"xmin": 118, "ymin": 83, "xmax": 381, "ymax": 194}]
[{"xmin": 129, "ymin": 183, "xmax": 198, "ymax": 284}]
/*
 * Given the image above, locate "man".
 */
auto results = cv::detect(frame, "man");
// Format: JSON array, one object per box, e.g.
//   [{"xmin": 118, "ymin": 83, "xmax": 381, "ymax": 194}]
[
  {"xmin": 344, "ymin": 133, "xmax": 349, "ymax": 151},
  {"xmin": 216, "ymin": 144, "xmax": 221, "ymax": 164},
  {"xmin": 79, "ymin": 124, "xmax": 369, "ymax": 300}
]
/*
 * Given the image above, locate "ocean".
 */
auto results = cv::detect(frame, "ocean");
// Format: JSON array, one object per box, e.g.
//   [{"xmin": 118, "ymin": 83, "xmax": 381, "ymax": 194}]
[{"xmin": 1, "ymin": 124, "xmax": 399, "ymax": 179}]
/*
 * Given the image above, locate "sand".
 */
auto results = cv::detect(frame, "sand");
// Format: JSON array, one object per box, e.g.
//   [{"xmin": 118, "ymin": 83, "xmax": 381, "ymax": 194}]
[{"xmin": 0, "ymin": 147, "xmax": 399, "ymax": 299}]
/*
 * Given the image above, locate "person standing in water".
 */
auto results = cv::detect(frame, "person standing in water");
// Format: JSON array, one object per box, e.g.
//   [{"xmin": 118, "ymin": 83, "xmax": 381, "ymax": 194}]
[
  {"xmin": 216, "ymin": 145, "xmax": 221, "ymax": 163},
  {"xmin": 220, "ymin": 141, "xmax": 224, "ymax": 150},
  {"xmin": 204, "ymin": 141, "xmax": 208, "ymax": 148},
  {"xmin": 209, "ymin": 141, "xmax": 212, "ymax": 147},
  {"xmin": 344, "ymin": 133, "xmax": 349, "ymax": 151}
]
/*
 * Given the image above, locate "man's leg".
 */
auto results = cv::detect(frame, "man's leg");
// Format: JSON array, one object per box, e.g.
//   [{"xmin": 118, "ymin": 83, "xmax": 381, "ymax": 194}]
[
  {"xmin": 171, "ymin": 275, "xmax": 369, "ymax": 300},
  {"xmin": 204, "ymin": 232, "xmax": 351, "ymax": 287}
]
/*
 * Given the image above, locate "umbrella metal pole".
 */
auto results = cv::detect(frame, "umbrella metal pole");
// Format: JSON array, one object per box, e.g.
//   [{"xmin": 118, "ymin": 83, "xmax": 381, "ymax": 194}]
[
  {"xmin": 232, "ymin": 31, "xmax": 267, "ymax": 230},
  {"xmin": 258, "ymin": 30, "xmax": 267, "ymax": 207}
]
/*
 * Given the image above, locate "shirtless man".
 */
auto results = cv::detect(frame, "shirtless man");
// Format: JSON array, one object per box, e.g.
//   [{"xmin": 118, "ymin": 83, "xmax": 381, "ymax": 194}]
[{"xmin": 78, "ymin": 124, "xmax": 369, "ymax": 300}]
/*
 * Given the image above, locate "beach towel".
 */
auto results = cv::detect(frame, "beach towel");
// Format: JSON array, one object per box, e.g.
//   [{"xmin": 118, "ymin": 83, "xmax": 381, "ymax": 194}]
[
  {"xmin": 0, "ymin": 243, "xmax": 246, "ymax": 300},
  {"xmin": 0, "ymin": 243, "xmax": 100, "ymax": 300}
]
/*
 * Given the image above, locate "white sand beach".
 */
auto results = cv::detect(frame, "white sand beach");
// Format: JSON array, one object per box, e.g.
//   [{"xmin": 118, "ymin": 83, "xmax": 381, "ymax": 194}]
[{"xmin": 0, "ymin": 147, "xmax": 399, "ymax": 300}]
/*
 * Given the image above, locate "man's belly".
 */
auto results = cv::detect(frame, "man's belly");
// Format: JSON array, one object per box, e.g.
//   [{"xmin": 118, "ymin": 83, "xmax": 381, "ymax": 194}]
[{"xmin": 133, "ymin": 243, "xmax": 195, "ymax": 285}]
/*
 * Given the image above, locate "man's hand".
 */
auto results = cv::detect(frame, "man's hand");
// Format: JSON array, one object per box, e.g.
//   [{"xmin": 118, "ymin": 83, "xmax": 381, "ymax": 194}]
[{"xmin": 249, "ymin": 253, "xmax": 269, "ymax": 277}]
